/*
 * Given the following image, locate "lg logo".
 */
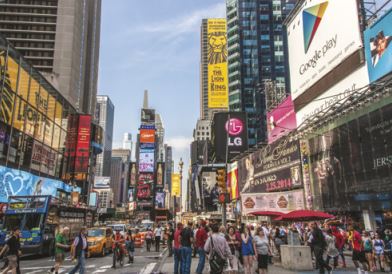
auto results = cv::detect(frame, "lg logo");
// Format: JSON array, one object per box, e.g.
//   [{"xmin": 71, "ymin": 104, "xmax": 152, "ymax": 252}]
[
  {"xmin": 225, "ymin": 118, "xmax": 244, "ymax": 146},
  {"xmin": 225, "ymin": 118, "xmax": 243, "ymax": 136}
]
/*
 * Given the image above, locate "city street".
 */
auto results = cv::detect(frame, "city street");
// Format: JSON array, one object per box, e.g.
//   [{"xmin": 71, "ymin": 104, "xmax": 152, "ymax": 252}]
[{"xmin": 19, "ymin": 249, "xmax": 162, "ymax": 274}]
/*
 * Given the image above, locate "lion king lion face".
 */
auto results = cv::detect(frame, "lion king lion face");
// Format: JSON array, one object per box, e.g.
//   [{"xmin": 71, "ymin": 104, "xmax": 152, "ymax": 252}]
[{"xmin": 207, "ymin": 32, "xmax": 227, "ymax": 64}]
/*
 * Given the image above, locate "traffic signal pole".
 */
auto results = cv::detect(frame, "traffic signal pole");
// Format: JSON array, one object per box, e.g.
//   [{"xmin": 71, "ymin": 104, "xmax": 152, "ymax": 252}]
[{"xmin": 222, "ymin": 113, "xmax": 230, "ymax": 227}]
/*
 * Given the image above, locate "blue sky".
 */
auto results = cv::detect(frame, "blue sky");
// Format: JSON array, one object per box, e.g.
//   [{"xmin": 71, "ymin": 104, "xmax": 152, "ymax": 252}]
[{"xmin": 98, "ymin": 0, "xmax": 226, "ymax": 198}]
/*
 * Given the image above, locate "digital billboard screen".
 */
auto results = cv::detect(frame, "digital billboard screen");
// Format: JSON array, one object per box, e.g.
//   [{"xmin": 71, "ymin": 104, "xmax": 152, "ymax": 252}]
[
  {"xmin": 139, "ymin": 149, "xmax": 154, "ymax": 173},
  {"xmin": 75, "ymin": 115, "xmax": 91, "ymax": 173},
  {"xmin": 155, "ymin": 191, "xmax": 165, "ymax": 208},
  {"xmin": 140, "ymin": 129, "xmax": 155, "ymax": 144},
  {"xmin": 141, "ymin": 109, "xmax": 155, "ymax": 124},
  {"xmin": 213, "ymin": 112, "xmax": 248, "ymax": 162},
  {"xmin": 364, "ymin": 8, "xmax": 392, "ymax": 83}
]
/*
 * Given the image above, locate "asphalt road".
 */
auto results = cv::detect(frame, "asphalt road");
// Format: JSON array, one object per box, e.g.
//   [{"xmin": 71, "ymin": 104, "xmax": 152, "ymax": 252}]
[{"xmin": 17, "ymin": 248, "xmax": 163, "ymax": 274}]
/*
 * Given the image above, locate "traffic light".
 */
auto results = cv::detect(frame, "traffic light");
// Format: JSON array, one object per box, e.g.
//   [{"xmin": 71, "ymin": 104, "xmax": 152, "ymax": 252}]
[{"xmin": 216, "ymin": 169, "xmax": 227, "ymax": 192}]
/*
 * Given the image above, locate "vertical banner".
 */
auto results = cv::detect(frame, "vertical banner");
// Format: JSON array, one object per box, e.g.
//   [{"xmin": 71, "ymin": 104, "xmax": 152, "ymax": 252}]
[
  {"xmin": 171, "ymin": 173, "xmax": 181, "ymax": 197},
  {"xmin": 155, "ymin": 162, "xmax": 165, "ymax": 187},
  {"xmin": 227, "ymin": 162, "xmax": 239, "ymax": 201},
  {"xmin": 207, "ymin": 19, "xmax": 228, "ymax": 108},
  {"xmin": 75, "ymin": 115, "xmax": 91, "ymax": 173},
  {"xmin": 129, "ymin": 162, "xmax": 137, "ymax": 186}
]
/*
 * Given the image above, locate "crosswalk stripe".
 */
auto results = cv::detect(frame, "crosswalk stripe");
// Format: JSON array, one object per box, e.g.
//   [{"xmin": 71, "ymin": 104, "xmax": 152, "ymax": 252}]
[{"xmin": 140, "ymin": 262, "xmax": 156, "ymax": 274}]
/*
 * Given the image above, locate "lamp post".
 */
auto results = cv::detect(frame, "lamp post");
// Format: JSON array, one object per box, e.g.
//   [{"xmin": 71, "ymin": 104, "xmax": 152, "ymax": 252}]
[{"xmin": 178, "ymin": 158, "xmax": 184, "ymax": 214}]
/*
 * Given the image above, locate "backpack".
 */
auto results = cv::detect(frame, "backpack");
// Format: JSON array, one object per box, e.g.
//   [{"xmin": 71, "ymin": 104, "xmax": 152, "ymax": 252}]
[
  {"xmin": 209, "ymin": 236, "xmax": 227, "ymax": 274},
  {"xmin": 363, "ymin": 239, "xmax": 372, "ymax": 251}
]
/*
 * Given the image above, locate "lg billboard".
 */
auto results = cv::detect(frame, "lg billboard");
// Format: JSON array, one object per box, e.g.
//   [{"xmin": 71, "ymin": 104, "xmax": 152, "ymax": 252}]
[
  {"xmin": 286, "ymin": 0, "xmax": 363, "ymax": 102},
  {"xmin": 212, "ymin": 112, "xmax": 248, "ymax": 162}
]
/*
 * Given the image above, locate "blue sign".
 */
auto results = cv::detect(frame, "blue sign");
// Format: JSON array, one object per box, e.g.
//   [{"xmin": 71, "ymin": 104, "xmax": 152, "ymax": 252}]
[
  {"xmin": 0, "ymin": 165, "xmax": 79, "ymax": 203},
  {"xmin": 364, "ymin": 9, "xmax": 392, "ymax": 83}
]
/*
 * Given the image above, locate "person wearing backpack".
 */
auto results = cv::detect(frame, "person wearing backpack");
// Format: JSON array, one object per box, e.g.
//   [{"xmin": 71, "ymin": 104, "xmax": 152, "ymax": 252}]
[
  {"xmin": 362, "ymin": 231, "xmax": 374, "ymax": 271},
  {"xmin": 204, "ymin": 223, "xmax": 232, "ymax": 274},
  {"xmin": 310, "ymin": 223, "xmax": 332, "ymax": 274}
]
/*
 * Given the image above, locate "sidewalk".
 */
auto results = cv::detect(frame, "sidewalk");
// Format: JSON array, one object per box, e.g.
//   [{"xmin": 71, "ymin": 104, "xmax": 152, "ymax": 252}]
[{"xmin": 160, "ymin": 254, "xmax": 389, "ymax": 274}]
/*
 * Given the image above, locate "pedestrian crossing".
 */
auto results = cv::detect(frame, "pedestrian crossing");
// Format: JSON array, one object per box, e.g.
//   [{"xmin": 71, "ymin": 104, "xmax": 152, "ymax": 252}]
[{"xmin": 21, "ymin": 263, "xmax": 136, "ymax": 274}]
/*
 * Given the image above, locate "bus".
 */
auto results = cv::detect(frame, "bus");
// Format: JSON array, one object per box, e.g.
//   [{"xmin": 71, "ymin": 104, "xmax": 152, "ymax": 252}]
[{"xmin": 0, "ymin": 195, "xmax": 95, "ymax": 256}]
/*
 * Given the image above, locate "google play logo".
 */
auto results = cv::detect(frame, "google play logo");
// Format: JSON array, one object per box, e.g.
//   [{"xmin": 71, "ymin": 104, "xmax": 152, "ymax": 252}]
[{"xmin": 303, "ymin": 1, "xmax": 329, "ymax": 53}]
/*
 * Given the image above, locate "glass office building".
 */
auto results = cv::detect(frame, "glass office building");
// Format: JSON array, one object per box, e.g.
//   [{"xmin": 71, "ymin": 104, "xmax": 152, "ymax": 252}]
[
  {"xmin": 0, "ymin": 35, "xmax": 77, "ymax": 180},
  {"xmin": 226, "ymin": 0, "xmax": 296, "ymax": 146}
]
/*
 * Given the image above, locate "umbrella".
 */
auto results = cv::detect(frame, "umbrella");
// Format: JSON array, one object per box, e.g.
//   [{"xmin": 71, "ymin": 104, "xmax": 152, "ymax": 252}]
[
  {"xmin": 248, "ymin": 211, "xmax": 284, "ymax": 217},
  {"xmin": 275, "ymin": 210, "xmax": 335, "ymax": 221}
]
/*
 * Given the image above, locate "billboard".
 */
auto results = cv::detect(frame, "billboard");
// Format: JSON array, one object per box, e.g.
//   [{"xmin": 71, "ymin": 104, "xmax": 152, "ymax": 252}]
[
  {"xmin": 137, "ymin": 184, "xmax": 151, "ymax": 200},
  {"xmin": 267, "ymin": 95, "xmax": 297, "ymax": 144},
  {"xmin": 140, "ymin": 129, "xmax": 155, "ymax": 144},
  {"xmin": 238, "ymin": 138, "xmax": 302, "ymax": 193},
  {"xmin": 139, "ymin": 149, "xmax": 154, "ymax": 172},
  {"xmin": 129, "ymin": 162, "xmax": 137, "ymax": 186},
  {"xmin": 287, "ymin": 0, "xmax": 363, "ymax": 101},
  {"xmin": 241, "ymin": 189, "xmax": 305, "ymax": 215},
  {"xmin": 94, "ymin": 176, "xmax": 110, "ymax": 188},
  {"xmin": 201, "ymin": 171, "xmax": 219, "ymax": 211},
  {"xmin": 227, "ymin": 162, "xmax": 239, "ymax": 201},
  {"xmin": 171, "ymin": 173, "xmax": 181, "ymax": 196},
  {"xmin": 138, "ymin": 173, "xmax": 154, "ymax": 185},
  {"xmin": 213, "ymin": 112, "xmax": 248, "ymax": 162},
  {"xmin": 128, "ymin": 188, "xmax": 135, "ymax": 202},
  {"xmin": 155, "ymin": 191, "xmax": 165, "ymax": 208},
  {"xmin": 0, "ymin": 165, "xmax": 79, "ymax": 203},
  {"xmin": 308, "ymin": 103, "xmax": 392, "ymax": 210},
  {"xmin": 156, "ymin": 162, "xmax": 164, "ymax": 187},
  {"xmin": 30, "ymin": 141, "xmax": 57, "ymax": 176},
  {"xmin": 207, "ymin": 19, "xmax": 228, "ymax": 109},
  {"xmin": 75, "ymin": 115, "xmax": 91, "ymax": 173},
  {"xmin": 364, "ymin": 9, "xmax": 392, "ymax": 83},
  {"xmin": 141, "ymin": 109, "xmax": 155, "ymax": 124}
]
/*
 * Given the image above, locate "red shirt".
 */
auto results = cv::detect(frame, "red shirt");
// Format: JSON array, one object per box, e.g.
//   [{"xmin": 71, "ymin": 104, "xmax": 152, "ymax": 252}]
[
  {"xmin": 352, "ymin": 231, "xmax": 363, "ymax": 252},
  {"xmin": 195, "ymin": 227, "xmax": 208, "ymax": 248},
  {"xmin": 174, "ymin": 229, "xmax": 182, "ymax": 249}
]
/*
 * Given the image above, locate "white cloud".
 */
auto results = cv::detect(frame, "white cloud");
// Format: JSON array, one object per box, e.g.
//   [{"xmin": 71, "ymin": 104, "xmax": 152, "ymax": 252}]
[{"xmin": 166, "ymin": 136, "xmax": 193, "ymax": 152}]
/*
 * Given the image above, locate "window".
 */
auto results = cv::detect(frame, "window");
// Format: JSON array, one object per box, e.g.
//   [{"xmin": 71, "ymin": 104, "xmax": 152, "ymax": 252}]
[
  {"xmin": 260, "ymin": 14, "xmax": 269, "ymax": 21},
  {"xmin": 260, "ymin": 35, "xmax": 270, "ymax": 41}
]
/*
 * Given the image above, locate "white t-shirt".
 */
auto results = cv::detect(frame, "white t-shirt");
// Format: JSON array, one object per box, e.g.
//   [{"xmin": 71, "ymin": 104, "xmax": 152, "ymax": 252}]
[{"xmin": 154, "ymin": 227, "xmax": 162, "ymax": 237}]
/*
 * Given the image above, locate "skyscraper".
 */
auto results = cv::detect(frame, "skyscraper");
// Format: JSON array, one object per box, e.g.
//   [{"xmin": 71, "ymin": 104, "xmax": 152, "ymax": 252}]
[
  {"xmin": 200, "ymin": 18, "xmax": 229, "ymax": 120},
  {"xmin": 122, "ymin": 133, "xmax": 133, "ymax": 152},
  {"xmin": 111, "ymin": 149, "xmax": 131, "ymax": 205},
  {"xmin": 0, "ymin": 0, "xmax": 101, "ymax": 115},
  {"xmin": 95, "ymin": 95, "xmax": 114, "ymax": 177},
  {"xmin": 155, "ymin": 113, "xmax": 165, "ymax": 161},
  {"xmin": 226, "ymin": 0, "xmax": 296, "ymax": 146}
]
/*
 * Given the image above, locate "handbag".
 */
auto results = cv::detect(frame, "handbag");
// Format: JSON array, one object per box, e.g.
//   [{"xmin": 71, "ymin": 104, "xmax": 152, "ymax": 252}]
[{"xmin": 209, "ymin": 236, "xmax": 227, "ymax": 273}]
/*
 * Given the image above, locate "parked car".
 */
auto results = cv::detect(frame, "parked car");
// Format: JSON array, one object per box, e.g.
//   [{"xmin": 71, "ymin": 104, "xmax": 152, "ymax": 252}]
[{"xmin": 87, "ymin": 227, "xmax": 113, "ymax": 257}]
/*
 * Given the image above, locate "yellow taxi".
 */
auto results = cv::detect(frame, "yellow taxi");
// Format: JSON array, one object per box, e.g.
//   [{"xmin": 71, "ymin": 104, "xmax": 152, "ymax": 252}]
[{"xmin": 87, "ymin": 227, "xmax": 113, "ymax": 257}]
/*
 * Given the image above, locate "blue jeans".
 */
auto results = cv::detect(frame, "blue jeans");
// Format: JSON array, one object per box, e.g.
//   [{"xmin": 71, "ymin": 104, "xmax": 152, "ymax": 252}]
[
  {"xmin": 196, "ymin": 247, "xmax": 206, "ymax": 274},
  {"xmin": 69, "ymin": 251, "xmax": 86, "ymax": 274},
  {"xmin": 181, "ymin": 246, "xmax": 192, "ymax": 274},
  {"xmin": 174, "ymin": 248, "xmax": 181, "ymax": 274}
]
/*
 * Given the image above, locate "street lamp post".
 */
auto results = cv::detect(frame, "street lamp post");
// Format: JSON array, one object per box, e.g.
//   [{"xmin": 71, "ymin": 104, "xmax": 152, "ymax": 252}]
[{"xmin": 178, "ymin": 158, "xmax": 184, "ymax": 215}]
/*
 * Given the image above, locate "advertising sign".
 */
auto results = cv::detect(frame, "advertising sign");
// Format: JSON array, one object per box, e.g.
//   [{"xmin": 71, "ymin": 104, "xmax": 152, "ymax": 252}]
[
  {"xmin": 201, "ymin": 171, "xmax": 219, "ymax": 211},
  {"xmin": 287, "ymin": 0, "xmax": 362, "ymax": 101},
  {"xmin": 141, "ymin": 109, "xmax": 155, "ymax": 124},
  {"xmin": 241, "ymin": 189, "xmax": 305, "ymax": 215},
  {"xmin": 140, "ymin": 129, "xmax": 155, "ymax": 144},
  {"xmin": 213, "ymin": 112, "xmax": 248, "ymax": 162},
  {"xmin": 155, "ymin": 191, "xmax": 165, "ymax": 208},
  {"xmin": 156, "ymin": 162, "xmax": 164, "ymax": 187},
  {"xmin": 139, "ymin": 149, "xmax": 154, "ymax": 173},
  {"xmin": 75, "ymin": 115, "xmax": 91, "ymax": 173},
  {"xmin": 128, "ymin": 188, "xmax": 135, "ymax": 202},
  {"xmin": 308, "ymin": 103, "xmax": 392, "ymax": 210},
  {"xmin": 227, "ymin": 162, "xmax": 239, "ymax": 201},
  {"xmin": 364, "ymin": 9, "xmax": 392, "ymax": 83},
  {"xmin": 171, "ymin": 173, "xmax": 181, "ymax": 196},
  {"xmin": 207, "ymin": 19, "xmax": 228, "ymax": 108},
  {"xmin": 129, "ymin": 162, "xmax": 137, "ymax": 186},
  {"xmin": 88, "ymin": 192, "xmax": 98, "ymax": 207},
  {"xmin": 238, "ymin": 138, "xmax": 302, "ymax": 193},
  {"xmin": 296, "ymin": 66, "xmax": 369, "ymax": 126},
  {"xmin": 94, "ymin": 176, "xmax": 110, "ymax": 188},
  {"xmin": 0, "ymin": 165, "xmax": 78, "ymax": 203},
  {"xmin": 30, "ymin": 141, "xmax": 57, "ymax": 176},
  {"xmin": 137, "ymin": 184, "xmax": 151, "ymax": 200},
  {"xmin": 138, "ymin": 173, "xmax": 154, "ymax": 185},
  {"xmin": 267, "ymin": 95, "xmax": 297, "ymax": 144}
]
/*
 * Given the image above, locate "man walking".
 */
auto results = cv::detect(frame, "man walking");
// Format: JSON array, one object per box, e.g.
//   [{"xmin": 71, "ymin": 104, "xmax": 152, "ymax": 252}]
[
  {"xmin": 69, "ymin": 227, "xmax": 88, "ymax": 274},
  {"xmin": 154, "ymin": 224, "xmax": 162, "ymax": 252},
  {"xmin": 49, "ymin": 227, "xmax": 70, "ymax": 274},
  {"xmin": 0, "ymin": 227, "xmax": 21, "ymax": 274},
  {"xmin": 349, "ymin": 225, "xmax": 369, "ymax": 274},
  {"xmin": 167, "ymin": 223, "xmax": 174, "ymax": 257},
  {"xmin": 310, "ymin": 223, "xmax": 332, "ymax": 274},
  {"xmin": 180, "ymin": 221, "xmax": 194, "ymax": 274},
  {"xmin": 195, "ymin": 220, "xmax": 208, "ymax": 274}
]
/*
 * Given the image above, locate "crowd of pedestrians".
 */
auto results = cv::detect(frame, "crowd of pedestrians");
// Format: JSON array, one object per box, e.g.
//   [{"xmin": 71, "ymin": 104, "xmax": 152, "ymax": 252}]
[{"xmin": 168, "ymin": 219, "xmax": 392, "ymax": 274}]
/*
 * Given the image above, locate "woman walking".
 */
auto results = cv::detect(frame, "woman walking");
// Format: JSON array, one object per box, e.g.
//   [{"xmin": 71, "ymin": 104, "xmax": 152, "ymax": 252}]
[
  {"xmin": 125, "ymin": 229, "xmax": 135, "ymax": 263},
  {"xmin": 253, "ymin": 228, "xmax": 271, "ymax": 274},
  {"xmin": 145, "ymin": 228, "xmax": 153, "ymax": 252},
  {"xmin": 363, "ymin": 231, "xmax": 374, "ymax": 271},
  {"xmin": 241, "ymin": 225, "xmax": 254, "ymax": 274},
  {"xmin": 373, "ymin": 233, "xmax": 386, "ymax": 272},
  {"xmin": 325, "ymin": 229, "xmax": 339, "ymax": 269},
  {"xmin": 226, "ymin": 226, "xmax": 240, "ymax": 274}
]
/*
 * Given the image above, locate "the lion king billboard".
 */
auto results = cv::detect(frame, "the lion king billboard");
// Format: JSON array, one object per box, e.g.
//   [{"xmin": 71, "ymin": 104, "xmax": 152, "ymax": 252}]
[{"xmin": 207, "ymin": 18, "xmax": 228, "ymax": 108}]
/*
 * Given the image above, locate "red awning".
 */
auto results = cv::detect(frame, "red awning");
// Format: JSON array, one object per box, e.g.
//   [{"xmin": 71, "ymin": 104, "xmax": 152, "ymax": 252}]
[
  {"xmin": 249, "ymin": 211, "xmax": 284, "ymax": 217},
  {"xmin": 274, "ymin": 210, "xmax": 335, "ymax": 221}
]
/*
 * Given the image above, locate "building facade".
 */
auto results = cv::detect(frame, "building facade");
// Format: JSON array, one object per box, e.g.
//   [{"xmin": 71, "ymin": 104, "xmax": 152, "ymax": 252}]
[
  {"xmin": 96, "ymin": 188, "xmax": 113, "ymax": 209},
  {"xmin": 112, "ymin": 149, "xmax": 131, "ymax": 205},
  {"xmin": 155, "ymin": 113, "xmax": 165, "ymax": 162},
  {"xmin": 95, "ymin": 95, "xmax": 114, "ymax": 177},
  {"xmin": 122, "ymin": 133, "xmax": 133, "ymax": 152},
  {"xmin": 0, "ymin": 0, "xmax": 101, "ymax": 115},
  {"xmin": 226, "ymin": 0, "xmax": 296, "ymax": 146}
]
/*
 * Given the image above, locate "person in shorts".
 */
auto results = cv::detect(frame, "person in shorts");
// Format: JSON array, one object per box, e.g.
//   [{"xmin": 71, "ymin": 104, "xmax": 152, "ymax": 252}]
[
  {"xmin": 349, "ymin": 225, "xmax": 369, "ymax": 274},
  {"xmin": 0, "ymin": 227, "xmax": 21, "ymax": 274},
  {"xmin": 49, "ymin": 227, "xmax": 70, "ymax": 274}
]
